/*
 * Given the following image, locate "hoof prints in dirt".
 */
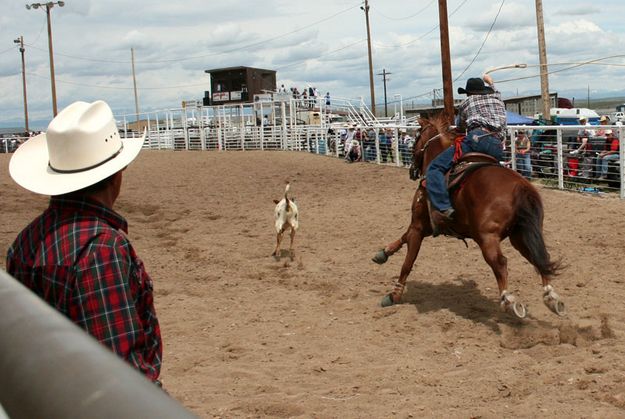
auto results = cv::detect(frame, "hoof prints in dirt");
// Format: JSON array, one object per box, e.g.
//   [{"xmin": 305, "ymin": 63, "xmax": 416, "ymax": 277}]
[{"xmin": 500, "ymin": 315, "xmax": 615, "ymax": 349}]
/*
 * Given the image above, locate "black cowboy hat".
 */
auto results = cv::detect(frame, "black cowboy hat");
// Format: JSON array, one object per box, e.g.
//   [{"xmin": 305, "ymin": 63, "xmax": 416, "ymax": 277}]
[{"xmin": 457, "ymin": 78, "xmax": 494, "ymax": 95}]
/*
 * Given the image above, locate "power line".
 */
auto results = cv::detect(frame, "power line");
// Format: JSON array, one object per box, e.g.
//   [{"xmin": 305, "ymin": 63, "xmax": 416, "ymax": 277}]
[
  {"xmin": 23, "ymin": 2, "xmax": 362, "ymax": 65},
  {"xmin": 275, "ymin": 39, "xmax": 367, "ymax": 71},
  {"xmin": 372, "ymin": 0, "xmax": 469, "ymax": 49},
  {"xmin": 454, "ymin": 0, "xmax": 505, "ymax": 82},
  {"xmin": 498, "ymin": 55, "xmax": 625, "ymax": 84},
  {"xmin": 370, "ymin": 0, "xmax": 435, "ymax": 21}
]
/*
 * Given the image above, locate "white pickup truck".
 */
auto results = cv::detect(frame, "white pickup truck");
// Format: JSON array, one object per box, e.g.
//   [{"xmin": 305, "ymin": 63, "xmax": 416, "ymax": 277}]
[{"xmin": 609, "ymin": 111, "xmax": 625, "ymax": 123}]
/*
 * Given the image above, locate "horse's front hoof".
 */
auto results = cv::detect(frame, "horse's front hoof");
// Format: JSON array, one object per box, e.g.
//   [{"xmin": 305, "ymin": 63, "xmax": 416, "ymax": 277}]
[
  {"xmin": 380, "ymin": 294, "xmax": 396, "ymax": 307},
  {"xmin": 372, "ymin": 249, "xmax": 388, "ymax": 265}
]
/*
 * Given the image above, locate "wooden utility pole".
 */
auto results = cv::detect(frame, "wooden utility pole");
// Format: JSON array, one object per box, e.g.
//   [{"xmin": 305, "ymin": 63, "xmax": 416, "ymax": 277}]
[
  {"xmin": 438, "ymin": 0, "xmax": 454, "ymax": 120},
  {"xmin": 377, "ymin": 69, "xmax": 391, "ymax": 117},
  {"xmin": 45, "ymin": 5, "xmax": 58, "ymax": 116},
  {"xmin": 131, "ymin": 48, "xmax": 140, "ymax": 122},
  {"xmin": 362, "ymin": 0, "xmax": 376, "ymax": 116},
  {"xmin": 535, "ymin": 0, "xmax": 551, "ymax": 120},
  {"xmin": 14, "ymin": 36, "xmax": 29, "ymax": 132}
]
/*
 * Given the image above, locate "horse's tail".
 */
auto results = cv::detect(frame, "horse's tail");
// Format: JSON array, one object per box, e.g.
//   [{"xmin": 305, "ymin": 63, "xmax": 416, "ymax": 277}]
[{"xmin": 510, "ymin": 184, "xmax": 562, "ymax": 277}]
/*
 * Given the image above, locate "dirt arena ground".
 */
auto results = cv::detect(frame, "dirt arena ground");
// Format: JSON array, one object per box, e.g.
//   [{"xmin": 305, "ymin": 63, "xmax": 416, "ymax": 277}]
[{"xmin": 1, "ymin": 150, "xmax": 625, "ymax": 418}]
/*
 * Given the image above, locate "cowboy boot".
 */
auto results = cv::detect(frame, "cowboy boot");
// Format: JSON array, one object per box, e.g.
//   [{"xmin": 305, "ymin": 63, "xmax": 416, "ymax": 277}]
[{"xmin": 430, "ymin": 208, "xmax": 455, "ymax": 237}]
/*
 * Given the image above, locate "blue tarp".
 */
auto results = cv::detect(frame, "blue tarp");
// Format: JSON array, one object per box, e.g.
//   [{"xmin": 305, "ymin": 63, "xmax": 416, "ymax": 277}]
[{"xmin": 506, "ymin": 110, "xmax": 534, "ymax": 125}]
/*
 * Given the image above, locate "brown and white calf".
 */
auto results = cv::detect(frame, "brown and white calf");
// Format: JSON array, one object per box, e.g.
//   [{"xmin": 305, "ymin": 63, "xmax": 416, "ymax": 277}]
[{"xmin": 272, "ymin": 182, "xmax": 299, "ymax": 260}]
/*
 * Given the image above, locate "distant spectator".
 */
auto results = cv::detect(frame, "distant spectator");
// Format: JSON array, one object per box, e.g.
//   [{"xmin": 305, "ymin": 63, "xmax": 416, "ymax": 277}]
[
  {"xmin": 301, "ymin": 89, "xmax": 308, "ymax": 107},
  {"xmin": 343, "ymin": 124, "xmax": 356, "ymax": 156},
  {"xmin": 596, "ymin": 115, "xmax": 612, "ymax": 138},
  {"xmin": 597, "ymin": 126, "xmax": 620, "ymax": 180},
  {"xmin": 379, "ymin": 128, "xmax": 392, "ymax": 163},
  {"xmin": 278, "ymin": 84, "xmax": 286, "ymax": 93},
  {"xmin": 514, "ymin": 130, "xmax": 532, "ymax": 178},
  {"xmin": 363, "ymin": 127, "xmax": 376, "ymax": 161},
  {"xmin": 325, "ymin": 92, "xmax": 331, "ymax": 107},
  {"xmin": 569, "ymin": 115, "xmax": 594, "ymax": 177},
  {"xmin": 345, "ymin": 128, "xmax": 362, "ymax": 163},
  {"xmin": 399, "ymin": 129, "xmax": 414, "ymax": 167}
]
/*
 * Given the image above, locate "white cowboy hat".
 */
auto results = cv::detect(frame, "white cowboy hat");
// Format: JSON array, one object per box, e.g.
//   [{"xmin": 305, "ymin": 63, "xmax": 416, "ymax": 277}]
[{"xmin": 9, "ymin": 100, "xmax": 145, "ymax": 196}]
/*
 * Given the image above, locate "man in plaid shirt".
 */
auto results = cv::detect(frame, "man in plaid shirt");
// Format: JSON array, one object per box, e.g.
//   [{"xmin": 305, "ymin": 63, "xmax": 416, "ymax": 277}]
[
  {"xmin": 426, "ymin": 74, "xmax": 507, "ymax": 236},
  {"xmin": 6, "ymin": 100, "xmax": 162, "ymax": 383}
]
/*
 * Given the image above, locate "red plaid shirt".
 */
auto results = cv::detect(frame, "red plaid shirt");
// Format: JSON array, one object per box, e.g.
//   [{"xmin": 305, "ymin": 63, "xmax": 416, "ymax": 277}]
[
  {"xmin": 457, "ymin": 86, "xmax": 507, "ymax": 140},
  {"xmin": 6, "ymin": 197, "xmax": 162, "ymax": 381}
]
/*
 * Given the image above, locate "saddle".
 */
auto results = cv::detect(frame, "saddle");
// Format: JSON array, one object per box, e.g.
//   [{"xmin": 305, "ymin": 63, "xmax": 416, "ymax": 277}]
[
  {"xmin": 427, "ymin": 152, "xmax": 500, "ymax": 240},
  {"xmin": 447, "ymin": 152, "xmax": 500, "ymax": 192}
]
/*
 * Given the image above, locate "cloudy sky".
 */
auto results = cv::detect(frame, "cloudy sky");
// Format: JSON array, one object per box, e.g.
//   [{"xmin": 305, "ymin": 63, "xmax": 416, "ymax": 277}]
[{"xmin": 2, "ymin": 0, "xmax": 625, "ymax": 128}]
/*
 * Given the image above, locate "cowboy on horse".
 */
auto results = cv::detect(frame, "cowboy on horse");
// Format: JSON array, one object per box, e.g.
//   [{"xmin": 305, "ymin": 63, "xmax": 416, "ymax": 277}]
[{"xmin": 427, "ymin": 74, "xmax": 507, "ymax": 236}]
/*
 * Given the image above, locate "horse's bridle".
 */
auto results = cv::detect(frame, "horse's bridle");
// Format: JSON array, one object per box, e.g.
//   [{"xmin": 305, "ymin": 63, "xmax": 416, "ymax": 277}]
[{"xmin": 409, "ymin": 132, "xmax": 441, "ymax": 181}]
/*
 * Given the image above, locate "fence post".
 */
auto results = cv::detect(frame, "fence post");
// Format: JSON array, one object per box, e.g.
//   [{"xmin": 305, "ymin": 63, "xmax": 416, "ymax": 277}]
[
  {"xmin": 217, "ymin": 107, "xmax": 224, "ymax": 151},
  {"xmin": 510, "ymin": 130, "xmax": 517, "ymax": 171},
  {"xmin": 199, "ymin": 106, "xmax": 206, "ymax": 150},
  {"xmin": 556, "ymin": 129, "xmax": 564, "ymax": 190},
  {"xmin": 393, "ymin": 128, "xmax": 400, "ymax": 167},
  {"xmin": 375, "ymin": 128, "xmax": 381, "ymax": 165},
  {"xmin": 618, "ymin": 125, "xmax": 625, "ymax": 199}
]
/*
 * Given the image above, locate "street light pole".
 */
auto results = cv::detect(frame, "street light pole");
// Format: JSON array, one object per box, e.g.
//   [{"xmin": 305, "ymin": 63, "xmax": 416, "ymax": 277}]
[
  {"xmin": 394, "ymin": 94, "xmax": 404, "ymax": 124},
  {"xmin": 26, "ymin": 1, "xmax": 65, "ymax": 117},
  {"xmin": 14, "ymin": 36, "xmax": 29, "ymax": 132}
]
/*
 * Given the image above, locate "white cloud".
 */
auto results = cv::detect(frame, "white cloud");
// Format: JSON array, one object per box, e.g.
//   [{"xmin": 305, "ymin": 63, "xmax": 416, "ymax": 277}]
[{"xmin": 2, "ymin": 0, "xmax": 625, "ymax": 127}]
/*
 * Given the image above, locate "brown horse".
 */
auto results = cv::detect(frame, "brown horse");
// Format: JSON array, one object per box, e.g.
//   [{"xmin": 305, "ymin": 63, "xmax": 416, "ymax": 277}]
[{"xmin": 372, "ymin": 114, "xmax": 564, "ymax": 318}]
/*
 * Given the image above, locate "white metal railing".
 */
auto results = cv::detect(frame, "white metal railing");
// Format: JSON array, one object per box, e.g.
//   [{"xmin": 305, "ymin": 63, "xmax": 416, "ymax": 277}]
[
  {"xmin": 4, "ymin": 103, "xmax": 623, "ymax": 199},
  {"xmin": 123, "ymin": 121, "xmax": 624, "ymax": 199}
]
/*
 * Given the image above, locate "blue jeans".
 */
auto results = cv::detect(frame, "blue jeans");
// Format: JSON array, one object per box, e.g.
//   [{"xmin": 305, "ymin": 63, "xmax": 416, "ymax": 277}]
[
  {"xmin": 516, "ymin": 152, "xmax": 532, "ymax": 178},
  {"xmin": 598, "ymin": 153, "xmax": 619, "ymax": 176},
  {"xmin": 426, "ymin": 129, "xmax": 503, "ymax": 211}
]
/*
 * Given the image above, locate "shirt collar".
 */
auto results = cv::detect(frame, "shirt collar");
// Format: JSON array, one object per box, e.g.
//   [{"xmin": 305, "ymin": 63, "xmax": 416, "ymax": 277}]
[{"xmin": 49, "ymin": 196, "xmax": 128, "ymax": 233}]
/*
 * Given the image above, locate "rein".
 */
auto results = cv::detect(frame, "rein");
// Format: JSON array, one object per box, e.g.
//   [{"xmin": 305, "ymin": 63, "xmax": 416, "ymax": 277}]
[
  {"xmin": 417, "ymin": 133, "xmax": 441, "ymax": 154},
  {"xmin": 409, "ymin": 132, "xmax": 442, "ymax": 181}
]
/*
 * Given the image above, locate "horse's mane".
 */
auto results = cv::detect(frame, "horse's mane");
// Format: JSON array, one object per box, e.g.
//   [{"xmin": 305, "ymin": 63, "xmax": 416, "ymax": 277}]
[{"xmin": 418, "ymin": 113, "xmax": 455, "ymax": 148}]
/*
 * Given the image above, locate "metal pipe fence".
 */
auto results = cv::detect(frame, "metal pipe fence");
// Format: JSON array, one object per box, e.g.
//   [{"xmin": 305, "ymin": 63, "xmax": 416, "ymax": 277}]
[
  {"xmin": 129, "ymin": 120, "xmax": 623, "ymax": 199},
  {"xmin": 3, "ymin": 103, "xmax": 623, "ymax": 199}
]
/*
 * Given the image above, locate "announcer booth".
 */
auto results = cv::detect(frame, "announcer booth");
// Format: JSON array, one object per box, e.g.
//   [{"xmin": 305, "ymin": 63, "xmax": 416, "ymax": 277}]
[{"xmin": 203, "ymin": 66, "xmax": 276, "ymax": 106}]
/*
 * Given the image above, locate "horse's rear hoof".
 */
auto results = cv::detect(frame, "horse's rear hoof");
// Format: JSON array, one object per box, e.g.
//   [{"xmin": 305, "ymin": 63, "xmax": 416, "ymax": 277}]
[
  {"xmin": 381, "ymin": 294, "xmax": 396, "ymax": 307},
  {"xmin": 511, "ymin": 302, "xmax": 527, "ymax": 319},
  {"xmin": 545, "ymin": 298, "xmax": 566, "ymax": 316},
  {"xmin": 372, "ymin": 249, "xmax": 388, "ymax": 265}
]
